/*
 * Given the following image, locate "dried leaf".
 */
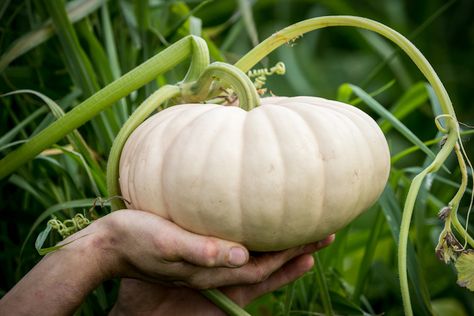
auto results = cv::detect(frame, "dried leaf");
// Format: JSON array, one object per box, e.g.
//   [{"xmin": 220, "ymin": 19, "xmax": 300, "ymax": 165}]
[{"xmin": 455, "ymin": 251, "xmax": 474, "ymax": 291}]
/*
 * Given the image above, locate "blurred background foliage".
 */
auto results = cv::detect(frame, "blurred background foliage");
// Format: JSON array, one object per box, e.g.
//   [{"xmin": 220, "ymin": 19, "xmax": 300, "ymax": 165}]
[{"xmin": 0, "ymin": 0, "xmax": 473, "ymax": 315}]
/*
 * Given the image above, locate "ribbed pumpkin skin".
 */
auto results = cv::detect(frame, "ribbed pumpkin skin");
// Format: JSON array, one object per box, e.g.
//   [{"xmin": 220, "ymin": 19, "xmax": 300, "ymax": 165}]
[{"xmin": 119, "ymin": 96, "xmax": 390, "ymax": 251}]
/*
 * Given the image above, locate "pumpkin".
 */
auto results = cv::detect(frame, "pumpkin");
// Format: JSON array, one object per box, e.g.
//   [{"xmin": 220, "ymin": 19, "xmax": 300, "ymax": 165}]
[{"xmin": 119, "ymin": 96, "xmax": 390, "ymax": 251}]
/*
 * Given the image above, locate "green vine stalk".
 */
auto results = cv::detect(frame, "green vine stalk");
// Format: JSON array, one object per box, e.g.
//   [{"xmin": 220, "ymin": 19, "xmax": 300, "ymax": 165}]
[
  {"xmin": 234, "ymin": 15, "xmax": 465, "ymax": 316},
  {"xmin": 0, "ymin": 35, "xmax": 207, "ymax": 180}
]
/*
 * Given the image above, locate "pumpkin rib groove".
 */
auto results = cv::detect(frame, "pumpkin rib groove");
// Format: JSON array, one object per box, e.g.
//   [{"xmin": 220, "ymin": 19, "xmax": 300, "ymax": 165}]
[
  {"xmin": 124, "ymin": 110, "xmax": 171, "ymax": 210},
  {"xmin": 132, "ymin": 106, "xmax": 210, "ymax": 213},
  {"xmin": 283, "ymin": 103, "xmax": 329, "ymax": 231},
  {"xmin": 194, "ymin": 107, "xmax": 238, "ymax": 237},
  {"xmin": 161, "ymin": 105, "xmax": 224, "ymax": 226},
  {"xmin": 313, "ymin": 103, "xmax": 370, "ymax": 216},
  {"xmin": 318, "ymin": 101, "xmax": 389, "ymax": 211},
  {"xmin": 132, "ymin": 106, "xmax": 191, "ymax": 212},
  {"xmin": 239, "ymin": 112, "xmax": 247, "ymax": 245},
  {"xmin": 238, "ymin": 108, "xmax": 248, "ymax": 245},
  {"xmin": 321, "ymin": 101, "xmax": 378, "ymax": 217},
  {"xmin": 261, "ymin": 105, "xmax": 289, "ymax": 246},
  {"xmin": 274, "ymin": 102, "xmax": 326, "ymax": 233},
  {"xmin": 277, "ymin": 101, "xmax": 361, "ymax": 228}
]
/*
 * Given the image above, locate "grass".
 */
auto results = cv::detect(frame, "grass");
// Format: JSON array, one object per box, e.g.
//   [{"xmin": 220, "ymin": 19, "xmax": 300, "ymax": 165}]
[{"xmin": 1, "ymin": 0, "xmax": 474, "ymax": 315}]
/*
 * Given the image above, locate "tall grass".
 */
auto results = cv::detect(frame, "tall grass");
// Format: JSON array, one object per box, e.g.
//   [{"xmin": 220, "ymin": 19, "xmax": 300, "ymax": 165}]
[{"xmin": 1, "ymin": 0, "xmax": 473, "ymax": 315}]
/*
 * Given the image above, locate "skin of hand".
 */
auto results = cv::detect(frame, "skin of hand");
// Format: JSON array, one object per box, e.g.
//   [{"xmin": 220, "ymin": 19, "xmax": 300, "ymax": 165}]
[
  {"xmin": 110, "ymin": 236, "xmax": 334, "ymax": 316},
  {"xmin": 0, "ymin": 209, "xmax": 334, "ymax": 316}
]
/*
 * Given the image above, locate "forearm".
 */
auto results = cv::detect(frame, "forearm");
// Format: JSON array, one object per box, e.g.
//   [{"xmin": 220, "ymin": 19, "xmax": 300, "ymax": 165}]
[{"xmin": 0, "ymin": 222, "xmax": 116, "ymax": 315}]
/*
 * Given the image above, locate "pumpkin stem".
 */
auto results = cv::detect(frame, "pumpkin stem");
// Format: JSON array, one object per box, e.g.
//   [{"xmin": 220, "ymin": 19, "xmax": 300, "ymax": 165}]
[
  {"xmin": 106, "ymin": 85, "xmax": 181, "ymax": 211},
  {"xmin": 180, "ymin": 62, "xmax": 261, "ymax": 111}
]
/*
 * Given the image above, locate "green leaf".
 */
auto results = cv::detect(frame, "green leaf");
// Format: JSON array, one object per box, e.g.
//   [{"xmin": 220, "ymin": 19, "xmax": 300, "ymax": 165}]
[
  {"xmin": 348, "ymin": 84, "xmax": 449, "ymax": 174},
  {"xmin": 379, "ymin": 82, "xmax": 429, "ymax": 133},
  {"xmin": 0, "ymin": 107, "xmax": 46, "ymax": 147},
  {"xmin": 379, "ymin": 186, "xmax": 433, "ymax": 316},
  {"xmin": 238, "ymin": 0, "xmax": 259, "ymax": 46},
  {"xmin": 0, "ymin": 0, "xmax": 105, "ymax": 72},
  {"xmin": 35, "ymin": 222, "xmax": 52, "ymax": 254},
  {"xmin": 0, "ymin": 89, "xmax": 107, "ymax": 194},
  {"xmin": 455, "ymin": 251, "xmax": 474, "ymax": 291}
]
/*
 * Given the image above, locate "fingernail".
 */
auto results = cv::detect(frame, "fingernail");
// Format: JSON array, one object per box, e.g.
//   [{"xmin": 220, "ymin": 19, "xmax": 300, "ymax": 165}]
[{"xmin": 228, "ymin": 247, "xmax": 247, "ymax": 266}]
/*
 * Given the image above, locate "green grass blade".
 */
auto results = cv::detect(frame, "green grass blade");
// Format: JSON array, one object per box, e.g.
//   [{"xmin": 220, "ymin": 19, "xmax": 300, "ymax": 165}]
[
  {"xmin": 8, "ymin": 174, "xmax": 52, "ymax": 207},
  {"xmin": 339, "ymin": 80, "xmax": 396, "ymax": 106},
  {"xmin": 0, "ymin": 140, "xmax": 28, "ymax": 152},
  {"xmin": 359, "ymin": 0, "xmax": 457, "ymax": 89},
  {"xmin": 238, "ymin": 0, "xmax": 259, "ymax": 46},
  {"xmin": 0, "ymin": 0, "xmax": 105, "ymax": 72},
  {"xmin": 101, "ymin": 3, "xmax": 128, "ymax": 123},
  {"xmin": 44, "ymin": 0, "xmax": 115, "ymax": 146},
  {"xmin": 53, "ymin": 145, "xmax": 101, "ymax": 197},
  {"xmin": 379, "ymin": 186, "xmax": 433, "ymax": 315},
  {"xmin": 379, "ymin": 82, "xmax": 429, "ymax": 132},
  {"xmin": 283, "ymin": 282, "xmax": 296, "ymax": 316},
  {"xmin": 35, "ymin": 222, "xmax": 53, "ymax": 254},
  {"xmin": 348, "ymin": 84, "xmax": 449, "ymax": 173},
  {"xmin": 0, "ymin": 107, "xmax": 46, "ymax": 147},
  {"xmin": 164, "ymin": 0, "xmax": 213, "ymax": 38},
  {"xmin": 0, "ymin": 0, "xmax": 11, "ymax": 21},
  {"xmin": 76, "ymin": 19, "xmax": 122, "ymax": 134},
  {"xmin": 352, "ymin": 208, "xmax": 385, "ymax": 301},
  {"xmin": 314, "ymin": 253, "xmax": 334, "ymax": 316},
  {"xmin": 2, "ymin": 89, "xmax": 66, "ymax": 119},
  {"xmin": 1, "ymin": 89, "xmax": 107, "ymax": 193},
  {"xmin": 359, "ymin": 30, "xmax": 412, "ymax": 89}
]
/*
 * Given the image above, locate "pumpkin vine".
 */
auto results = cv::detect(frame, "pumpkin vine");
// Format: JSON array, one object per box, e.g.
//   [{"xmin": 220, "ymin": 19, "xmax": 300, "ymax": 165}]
[{"xmin": 235, "ymin": 15, "xmax": 468, "ymax": 316}]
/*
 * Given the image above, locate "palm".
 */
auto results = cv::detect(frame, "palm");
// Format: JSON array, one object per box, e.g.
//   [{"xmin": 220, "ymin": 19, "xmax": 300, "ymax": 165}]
[{"xmin": 111, "ymin": 252, "xmax": 318, "ymax": 316}]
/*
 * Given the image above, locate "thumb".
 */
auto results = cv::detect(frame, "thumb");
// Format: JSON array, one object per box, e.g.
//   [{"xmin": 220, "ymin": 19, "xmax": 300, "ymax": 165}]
[{"xmin": 172, "ymin": 229, "xmax": 249, "ymax": 268}]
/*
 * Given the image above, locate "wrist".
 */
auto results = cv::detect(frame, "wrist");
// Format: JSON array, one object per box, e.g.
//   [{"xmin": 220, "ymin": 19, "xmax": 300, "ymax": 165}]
[
  {"xmin": 60, "ymin": 214, "xmax": 121, "ymax": 281},
  {"xmin": 0, "ymin": 217, "xmax": 119, "ymax": 315}
]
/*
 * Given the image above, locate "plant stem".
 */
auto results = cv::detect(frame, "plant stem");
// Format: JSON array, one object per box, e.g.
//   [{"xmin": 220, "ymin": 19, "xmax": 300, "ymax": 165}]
[
  {"xmin": 235, "ymin": 16, "xmax": 456, "ymax": 119},
  {"xmin": 234, "ymin": 16, "xmax": 463, "ymax": 315},
  {"xmin": 449, "ymin": 144, "xmax": 474, "ymax": 248},
  {"xmin": 398, "ymin": 130, "xmax": 458, "ymax": 316},
  {"xmin": 107, "ymin": 85, "xmax": 180, "ymax": 211},
  {"xmin": 201, "ymin": 289, "xmax": 251, "ymax": 316},
  {"xmin": 181, "ymin": 62, "xmax": 260, "ymax": 110},
  {"xmin": 314, "ymin": 253, "xmax": 333, "ymax": 316},
  {"xmin": 0, "ymin": 35, "xmax": 206, "ymax": 180}
]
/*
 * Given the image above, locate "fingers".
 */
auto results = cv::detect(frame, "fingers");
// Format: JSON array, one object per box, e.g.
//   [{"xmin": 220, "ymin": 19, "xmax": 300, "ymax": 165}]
[
  {"xmin": 224, "ymin": 254, "xmax": 315, "ymax": 306},
  {"xmin": 183, "ymin": 244, "xmax": 310, "ymax": 289},
  {"xmin": 301, "ymin": 234, "xmax": 335, "ymax": 254},
  {"xmin": 109, "ymin": 209, "xmax": 335, "ymax": 291},
  {"xmin": 172, "ymin": 234, "xmax": 249, "ymax": 268},
  {"xmin": 112, "ymin": 209, "xmax": 250, "ymax": 269}
]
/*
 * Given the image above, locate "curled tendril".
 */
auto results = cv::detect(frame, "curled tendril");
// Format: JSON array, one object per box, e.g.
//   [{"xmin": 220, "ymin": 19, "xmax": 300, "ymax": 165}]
[
  {"xmin": 247, "ymin": 61, "xmax": 286, "ymax": 93},
  {"xmin": 48, "ymin": 214, "xmax": 91, "ymax": 239}
]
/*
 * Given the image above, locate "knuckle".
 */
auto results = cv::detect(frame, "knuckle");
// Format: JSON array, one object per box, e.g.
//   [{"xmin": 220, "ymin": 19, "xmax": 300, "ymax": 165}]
[
  {"xmin": 201, "ymin": 239, "xmax": 220, "ymax": 266},
  {"xmin": 252, "ymin": 264, "xmax": 270, "ymax": 283},
  {"xmin": 152, "ymin": 236, "xmax": 174, "ymax": 259},
  {"xmin": 187, "ymin": 274, "xmax": 212, "ymax": 290}
]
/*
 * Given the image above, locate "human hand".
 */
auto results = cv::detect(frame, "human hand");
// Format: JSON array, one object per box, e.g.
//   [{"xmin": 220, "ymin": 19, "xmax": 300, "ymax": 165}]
[
  {"xmin": 83, "ymin": 209, "xmax": 333, "ymax": 289},
  {"xmin": 0, "ymin": 208, "xmax": 333, "ymax": 316},
  {"xmin": 109, "ymin": 234, "xmax": 335, "ymax": 316}
]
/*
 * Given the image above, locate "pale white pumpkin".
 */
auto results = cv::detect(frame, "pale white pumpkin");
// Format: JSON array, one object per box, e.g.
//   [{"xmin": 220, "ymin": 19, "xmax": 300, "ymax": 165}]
[{"xmin": 119, "ymin": 96, "xmax": 390, "ymax": 251}]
